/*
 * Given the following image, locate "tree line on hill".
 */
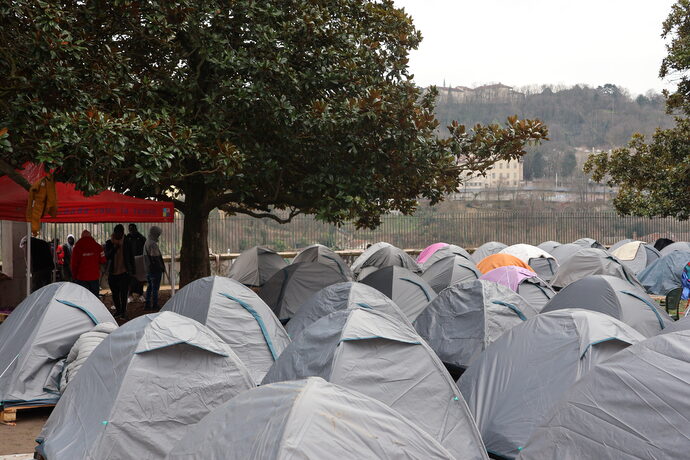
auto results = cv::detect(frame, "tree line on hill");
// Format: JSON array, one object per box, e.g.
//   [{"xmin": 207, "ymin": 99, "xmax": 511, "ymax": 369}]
[{"xmin": 434, "ymin": 83, "xmax": 675, "ymax": 180}]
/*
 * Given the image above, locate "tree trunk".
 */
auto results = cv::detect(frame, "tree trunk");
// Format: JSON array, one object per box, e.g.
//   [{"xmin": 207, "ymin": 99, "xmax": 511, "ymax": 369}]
[{"xmin": 179, "ymin": 183, "xmax": 211, "ymax": 287}]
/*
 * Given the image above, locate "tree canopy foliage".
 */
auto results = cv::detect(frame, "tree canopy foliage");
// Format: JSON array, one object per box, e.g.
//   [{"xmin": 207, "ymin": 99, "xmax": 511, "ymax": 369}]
[
  {"xmin": 0, "ymin": 0, "xmax": 546, "ymax": 284},
  {"xmin": 584, "ymin": 0, "xmax": 690, "ymax": 220}
]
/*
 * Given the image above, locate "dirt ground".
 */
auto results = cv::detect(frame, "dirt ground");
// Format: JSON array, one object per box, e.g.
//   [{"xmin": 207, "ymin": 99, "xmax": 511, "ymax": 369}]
[{"xmin": 0, "ymin": 289, "xmax": 173, "ymax": 455}]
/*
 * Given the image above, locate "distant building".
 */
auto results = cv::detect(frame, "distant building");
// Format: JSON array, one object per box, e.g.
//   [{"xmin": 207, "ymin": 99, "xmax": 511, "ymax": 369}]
[{"xmin": 461, "ymin": 159, "xmax": 524, "ymax": 190}]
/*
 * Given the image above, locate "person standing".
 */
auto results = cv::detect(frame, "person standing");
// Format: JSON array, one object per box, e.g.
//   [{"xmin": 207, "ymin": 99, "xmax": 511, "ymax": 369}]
[
  {"xmin": 61, "ymin": 234, "xmax": 75, "ymax": 282},
  {"xmin": 144, "ymin": 226, "xmax": 165, "ymax": 310},
  {"xmin": 71, "ymin": 230, "xmax": 103, "ymax": 297},
  {"xmin": 124, "ymin": 224, "xmax": 146, "ymax": 301},
  {"xmin": 105, "ymin": 224, "xmax": 133, "ymax": 319}
]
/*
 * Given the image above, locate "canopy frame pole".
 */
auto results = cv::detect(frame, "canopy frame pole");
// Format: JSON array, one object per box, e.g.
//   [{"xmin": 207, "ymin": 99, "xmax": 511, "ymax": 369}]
[
  {"xmin": 170, "ymin": 220, "xmax": 176, "ymax": 296},
  {"xmin": 26, "ymin": 222, "xmax": 31, "ymax": 296},
  {"xmin": 52, "ymin": 222, "xmax": 57, "ymax": 283}
]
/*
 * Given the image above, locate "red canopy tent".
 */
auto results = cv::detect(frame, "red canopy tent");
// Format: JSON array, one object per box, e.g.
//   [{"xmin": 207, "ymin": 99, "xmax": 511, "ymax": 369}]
[
  {"xmin": 0, "ymin": 163, "xmax": 176, "ymax": 297},
  {"xmin": 0, "ymin": 163, "xmax": 173, "ymax": 223}
]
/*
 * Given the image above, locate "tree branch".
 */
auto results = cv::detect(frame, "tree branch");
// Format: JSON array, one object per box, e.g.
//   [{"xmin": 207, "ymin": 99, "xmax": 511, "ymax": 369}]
[
  {"xmin": 218, "ymin": 204, "xmax": 301, "ymax": 223},
  {"xmin": 0, "ymin": 158, "xmax": 31, "ymax": 190}
]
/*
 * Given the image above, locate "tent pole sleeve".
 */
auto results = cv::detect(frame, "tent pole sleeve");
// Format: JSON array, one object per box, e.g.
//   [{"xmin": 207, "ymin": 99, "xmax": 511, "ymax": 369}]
[{"xmin": 26, "ymin": 221, "xmax": 31, "ymax": 296}]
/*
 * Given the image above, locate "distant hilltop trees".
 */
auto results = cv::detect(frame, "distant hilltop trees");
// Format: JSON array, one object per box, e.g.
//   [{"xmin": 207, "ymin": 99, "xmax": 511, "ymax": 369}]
[{"xmin": 433, "ymin": 83, "xmax": 674, "ymax": 179}]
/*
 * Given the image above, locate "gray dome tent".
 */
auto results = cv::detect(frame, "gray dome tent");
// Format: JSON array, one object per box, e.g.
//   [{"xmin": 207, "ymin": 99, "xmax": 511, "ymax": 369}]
[
  {"xmin": 551, "ymin": 248, "xmax": 642, "ymax": 290},
  {"xmin": 259, "ymin": 262, "xmax": 349, "ymax": 321},
  {"xmin": 542, "ymin": 275, "xmax": 672, "ymax": 337},
  {"xmin": 660, "ymin": 241, "xmax": 690, "ymax": 256},
  {"xmin": 422, "ymin": 243, "xmax": 473, "ymax": 269},
  {"xmin": 609, "ymin": 238, "xmax": 633, "ymax": 252},
  {"xmin": 228, "ymin": 246, "xmax": 287, "ymax": 287},
  {"xmin": 166, "ymin": 378, "xmax": 457, "ymax": 460},
  {"xmin": 263, "ymin": 308, "xmax": 488, "ymax": 459},
  {"xmin": 422, "ymin": 255, "xmax": 481, "ymax": 294},
  {"xmin": 413, "ymin": 279, "xmax": 539, "ymax": 373},
  {"xmin": 0, "ymin": 283, "xmax": 115, "ymax": 409},
  {"xmin": 458, "ymin": 309, "xmax": 644, "ymax": 459},
  {"xmin": 292, "ymin": 244, "xmax": 353, "ymax": 279},
  {"xmin": 360, "ymin": 265, "xmax": 436, "ymax": 321},
  {"xmin": 36, "ymin": 311, "xmax": 254, "ymax": 460},
  {"xmin": 519, "ymin": 329, "xmax": 690, "ymax": 460},
  {"xmin": 499, "ymin": 244, "xmax": 559, "ymax": 282},
  {"xmin": 610, "ymin": 241, "xmax": 661, "ymax": 274},
  {"xmin": 572, "ymin": 237, "xmax": 606, "ymax": 249},
  {"xmin": 637, "ymin": 250, "xmax": 690, "ymax": 295},
  {"xmin": 471, "ymin": 241, "xmax": 507, "ymax": 263},
  {"xmin": 548, "ymin": 243, "xmax": 583, "ymax": 264},
  {"xmin": 161, "ymin": 276, "xmax": 291, "ymax": 383},
  {"xmin": 350, "ymin": 242, "xmax": 421, "ymax": 280},
  {"xmin": 285, "ymin": 281, "xmax": 409, "ymax": 338},
  {"xmin": 537, "ymin": 240, "xmax": 560, "ymax": 254}
]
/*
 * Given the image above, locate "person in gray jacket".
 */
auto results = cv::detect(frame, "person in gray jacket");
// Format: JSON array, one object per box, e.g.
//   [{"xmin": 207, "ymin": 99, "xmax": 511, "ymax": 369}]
[
  {"xmin": 144, "ymin": 226, "xmax": 166, "ymax": 310},
  {"xmin": 60, "ymin": 322, "xmax": 118, "ymax": 392}
]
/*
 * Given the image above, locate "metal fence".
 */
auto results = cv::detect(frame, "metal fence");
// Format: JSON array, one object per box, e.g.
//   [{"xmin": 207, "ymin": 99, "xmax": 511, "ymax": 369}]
[{"xmin": 17, "ymin": 211, "xmax": 690, "ymax": 257}]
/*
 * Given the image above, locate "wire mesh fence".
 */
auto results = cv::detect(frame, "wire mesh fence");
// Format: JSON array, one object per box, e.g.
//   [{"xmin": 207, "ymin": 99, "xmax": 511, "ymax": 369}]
[{"xmin": 15, "ymin": 211, "xmax": 690, "ymax": 258}]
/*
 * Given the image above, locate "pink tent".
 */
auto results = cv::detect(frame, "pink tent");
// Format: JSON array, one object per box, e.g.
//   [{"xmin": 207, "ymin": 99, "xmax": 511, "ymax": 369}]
[
  {"xmin": 480, "ymin": 266, "xmax": 537, "ymax": 292},
  {"xmin": 417, "ymin": 243, "xmax": 449, "ymax": 264}
]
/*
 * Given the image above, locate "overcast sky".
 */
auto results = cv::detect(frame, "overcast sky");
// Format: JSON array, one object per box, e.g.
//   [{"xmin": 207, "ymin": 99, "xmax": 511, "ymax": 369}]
[{"xmin": 393, "ymin": 0, "xmax": 677, "ymax": 96}]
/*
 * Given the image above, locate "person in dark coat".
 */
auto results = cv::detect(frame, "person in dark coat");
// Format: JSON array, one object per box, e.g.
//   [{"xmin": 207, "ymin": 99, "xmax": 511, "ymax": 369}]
[
  {"xmin": 61, "ymin": 234, "xmax": 75, "ymax": 282},
  {"xmin": 124, "ymin": 224, "xmax": 146, "ymax": 299},
  {"xmin": 144, "ymin": 226, "xmax": 165, "ymax": 310},
  {"xmin": 104, "ymin": 224, "xmax": 134, "ymax": 319}
]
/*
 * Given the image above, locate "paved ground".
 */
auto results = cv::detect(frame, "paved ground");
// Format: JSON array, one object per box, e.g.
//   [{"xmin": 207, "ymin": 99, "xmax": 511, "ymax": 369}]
[{"xmin": 0, "ymin": 407, "xmax": 51, "ymax": 455}]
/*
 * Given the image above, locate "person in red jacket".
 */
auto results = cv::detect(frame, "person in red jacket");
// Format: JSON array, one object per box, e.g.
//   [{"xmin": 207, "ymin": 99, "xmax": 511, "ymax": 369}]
[{"xmin": 71, "ymin": 230, "xmax": 104, "ymax": 297}]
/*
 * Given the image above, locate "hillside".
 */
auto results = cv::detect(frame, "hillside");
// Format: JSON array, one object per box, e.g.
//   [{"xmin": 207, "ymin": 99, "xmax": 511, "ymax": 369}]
[{"xmin": 433, "ymin": 83, "xmax": 675, "ymax": 179}]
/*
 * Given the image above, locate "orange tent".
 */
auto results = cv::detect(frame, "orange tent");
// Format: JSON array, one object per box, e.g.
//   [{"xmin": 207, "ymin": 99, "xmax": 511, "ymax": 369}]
[{"xmin": 476, "ymin": 253, "xmax": 535, "ymax": 275}]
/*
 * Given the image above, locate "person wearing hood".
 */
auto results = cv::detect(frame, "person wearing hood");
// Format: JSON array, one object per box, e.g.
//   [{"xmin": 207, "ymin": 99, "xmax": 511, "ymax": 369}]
[
  {"xmin": 61, "ymin": 234, "xmax": 75, "ymax": 281},
  {"xmin": 144, "ymin": 226, "xmax": 165, "ymax": 310},
  {"xmin": 105, "ymin": 224, "xmax": 134, "ymax": 319},
  {"xmin": 72, "ymin": 230, "xmax": 105, "ymax": 297}
]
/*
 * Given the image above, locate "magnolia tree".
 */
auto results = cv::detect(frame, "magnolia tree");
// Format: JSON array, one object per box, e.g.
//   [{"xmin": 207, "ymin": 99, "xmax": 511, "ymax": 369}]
[
  {"xmin": 585, "ymin": 0, "xmax": 690, "ymax": 219},
  {"xmin": 0, "ymin": 1, "xmax": 547, "ymax": 285}
]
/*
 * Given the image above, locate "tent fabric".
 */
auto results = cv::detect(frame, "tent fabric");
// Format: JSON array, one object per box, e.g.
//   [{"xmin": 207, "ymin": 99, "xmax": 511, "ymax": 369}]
[
  {"xmin": 637, "ymin": 250, "xmax": 690, "ymax": 295},
  {"xmin": 611, "ymin": 241, "xmax": 661, "ymax": 274},
  {"xmin": 419, "ymin": 243, "xmax": 472, "ymax": 268},
  {"xmin": 519, "ymin": 330, "xmax": 690, "ymax": 460},
  {"xmin": 572, "ymin": 237, "xmax": 606, "ymax": 249},
  {"xmin": 161, "ymin": 276, "xmax": 291, "ymax": 383},
  {"xmin": 458, "ymin": 309, "xmax": 644, "ymax": 459},
  {"xmin": 259, "ymin": 262, "xmax": 349, "ymax": 321},
  {"xmin": 413, "ymin": 279, "xmax": 539, "ymax": 370},
  {"xmin": 0, "ymin": 163, "xmax": 173, "ymax": 223},
  {"xmin": 422, "ymin": 255, "xmax": 481, "ymax": 294},
  {"xmin": 360, "ymin": 265, "xmax": 436, "ymax": 321},
  {"xmin": 285, "ymin": 281, "xmax": 410, "ymax": 338},
  {"xmin": 417, "ymin": 242, "xmax": 452, "ymax": 264},
  {"xmin": 36, "ymin": 311, "xmax": 255, "ymax": 460},
  {"xmin": 292, "ymin": 244, "xmax": 353, "ymax": 279},
  {"xmin": 350, "ymin": 242, "xmax": 421, "ymax": 280},
  {"xmin": 537, "ymin": 241, "xmax": 561, "ymax": 254},
  {"xmin": 471, "ymin": 241, "xmax": 507, "ymax": 263},
  {"xmin": 476, "ymin": 253, "xmax": 534, "ymax": 275},
  {"xmin": 0, "ymin": 282, "xmax": 115, "ymax": 407},
  {"xmin": 166, "ymin": 377, "xmax": 457, "ymax": 460},
  {"xmin": 548, "ymin": 243, "xmax": 583, "ymax": 264},
  {"xmin": 263, "ymin": 309, "xmax": 488, "ymax": 459},
  {"xmin": 609, "ymin": 238, "xmax": 634, "ymax": 252},
  {"xmin": 660, "ymin": 241, "xmax": 690, "ymax": 256},
  {"xmin": 499, "ymin": 244, "xmax": 558, "ymax": 282},
  {"xmin": 480, "ymin": 266, "xmax": 555, "ymax": 311},
  {"xmin": 551, "ymin": 248, "xmax": 643, "ymax": 290},
  {"xmin": 227, "ymin": 246, "xmax": 287, "ymax": 287},
  {"xmin": 542, "ymin": 275, "xmax": 673, "ymax": 337}
]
